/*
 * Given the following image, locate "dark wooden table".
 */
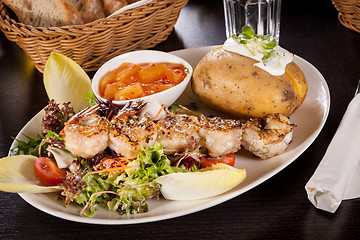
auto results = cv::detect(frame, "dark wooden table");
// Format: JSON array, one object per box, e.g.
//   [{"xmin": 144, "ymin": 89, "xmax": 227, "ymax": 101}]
[{"xmin": 1, "ymin": 0, "xmax": 360, "ymax": 239}]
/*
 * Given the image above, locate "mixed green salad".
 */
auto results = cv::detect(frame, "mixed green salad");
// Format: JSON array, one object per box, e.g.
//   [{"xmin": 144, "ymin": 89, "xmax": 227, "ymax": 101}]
[{"xmin": 9, "ymin": 98, "xmax": 195, "ymax": 216}]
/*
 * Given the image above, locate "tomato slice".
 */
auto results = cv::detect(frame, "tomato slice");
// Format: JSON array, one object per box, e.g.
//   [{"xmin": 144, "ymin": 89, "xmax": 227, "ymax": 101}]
[
  {"xmin": 34, "ymin": 157, "xmax": 67, "ymax": 186},
  {"xmin": 200, "ymin": 153, "xmax": 236, "ymax": 168}
]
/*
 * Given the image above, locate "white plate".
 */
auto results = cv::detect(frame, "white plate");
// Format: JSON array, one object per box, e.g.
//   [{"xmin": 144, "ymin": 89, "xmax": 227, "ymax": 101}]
[{"xmin": 13, "ymin": 46, "xmax": 330, "ymax": 225}]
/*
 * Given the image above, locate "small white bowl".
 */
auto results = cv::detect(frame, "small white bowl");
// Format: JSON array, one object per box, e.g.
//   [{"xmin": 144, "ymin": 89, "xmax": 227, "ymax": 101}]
[{"xmin": 92, "ymin": 50, "xmax": 193, "ymax": 106}]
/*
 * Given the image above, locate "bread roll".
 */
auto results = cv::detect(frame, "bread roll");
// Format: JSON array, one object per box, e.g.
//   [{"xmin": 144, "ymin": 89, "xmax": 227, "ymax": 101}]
[
  {"xmin": 3, "ymin": 0, "xmax": 84, "ymax": 27},
  {"xmin": 100, "ymin": 0, "xmax": 127, "ymax": 16},
  {"xmin": 69, "ymin": 0, "xmax": 105, "ymax": 23}
]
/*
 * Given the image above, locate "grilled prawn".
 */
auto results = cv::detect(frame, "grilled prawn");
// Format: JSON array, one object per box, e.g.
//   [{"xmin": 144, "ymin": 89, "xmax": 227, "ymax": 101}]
[
  {"xmin": 241, "ymin": 114, "xmax": 295, "ymax": 159},
  {"xmin": 60, "ymin": 106, "xmax": 109, "ymax": 159},
  {"xmin": 198, "ymin": 116, "xmax": 242, "ymax": 157},
  {"xmin": 108, "ymin": 101, "xmax": 158, "ymax": 158},
  {"xmin": 156, "ymin": 114, "xmax": 201, "ymax": 155}
]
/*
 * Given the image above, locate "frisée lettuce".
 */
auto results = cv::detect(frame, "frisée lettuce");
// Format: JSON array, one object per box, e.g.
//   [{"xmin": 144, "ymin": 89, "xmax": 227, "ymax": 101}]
[{"xmin": 61, "ymin": 142, "xmax": 188, "ymax": 216}]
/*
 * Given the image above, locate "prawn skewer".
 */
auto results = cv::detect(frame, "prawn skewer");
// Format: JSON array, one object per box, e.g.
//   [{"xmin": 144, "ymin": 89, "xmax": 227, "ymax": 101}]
[{"xmin": 60, "ymin": 100, "xmax": 295, "ymax": 160}]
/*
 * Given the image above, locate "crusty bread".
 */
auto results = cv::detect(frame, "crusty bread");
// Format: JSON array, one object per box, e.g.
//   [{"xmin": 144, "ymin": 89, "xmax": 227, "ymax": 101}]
[
  {"xmin": 100, "ymin": 0, "xmax": 127, "ymax": 16},
  {"xmin": 68, "ymin": 0, "xmax": 105, "ymax": 23},
  {"xmin": 2, "ymin": 0, "xmax": 84, "ymax": 27},
  {"xmin": 2, "ymin": 0, "xmax": 135, "ymax": 27}
]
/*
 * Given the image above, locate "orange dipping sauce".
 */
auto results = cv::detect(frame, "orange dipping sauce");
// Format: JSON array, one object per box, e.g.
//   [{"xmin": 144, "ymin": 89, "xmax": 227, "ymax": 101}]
[{"xmin": 99, "ymin": 62, "xmax": 189, "ymax": 101}]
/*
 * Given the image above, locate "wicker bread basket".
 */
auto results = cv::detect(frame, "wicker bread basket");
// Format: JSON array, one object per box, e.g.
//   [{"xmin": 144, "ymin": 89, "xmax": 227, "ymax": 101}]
[
  {"xmin": 331, "ymin": 0, "xmax": 360, "ymax": 33},
  {"xmin": 0, "ymin": 0, "xmax": 188, "ymax": 73}
]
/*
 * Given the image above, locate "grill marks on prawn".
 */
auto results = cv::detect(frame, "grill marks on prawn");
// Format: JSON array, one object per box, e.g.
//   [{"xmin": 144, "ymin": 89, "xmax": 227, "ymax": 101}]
[
  {"xmin": 199, "ymin": 116, "xmax": 243, "ymax": 157},
  {"xmin": 60, "ymin": 106, "xmax": 109, "ymax": 159},
  {"xmin": 108, "ymin": 105, "xmax": 159, "ymax": 158},
  {"xmin": 242, "ymin": 113, "xmax": 295, "ymax": 159},
  {"xmin": 156, "ymin": 114, "xmax": 201, "ymax": 156}
]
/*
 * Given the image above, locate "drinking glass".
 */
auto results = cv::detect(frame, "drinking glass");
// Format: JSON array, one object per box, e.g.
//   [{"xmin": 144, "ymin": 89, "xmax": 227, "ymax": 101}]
[{"xmin": 223, "ymin": 0, "xmax": 282, "ymax": 42}]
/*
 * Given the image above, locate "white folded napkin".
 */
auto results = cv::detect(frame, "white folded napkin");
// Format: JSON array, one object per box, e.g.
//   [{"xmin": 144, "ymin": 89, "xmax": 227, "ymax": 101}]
[{"xmin": 305, "ymin": 93, "xmax": 360, "ymax": 213}]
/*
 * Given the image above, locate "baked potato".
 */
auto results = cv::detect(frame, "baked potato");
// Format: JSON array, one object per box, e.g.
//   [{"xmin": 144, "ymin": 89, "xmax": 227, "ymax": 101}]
[{"xmin": 192, "ymin": 47, "xmax": 308, "ymax": 119}]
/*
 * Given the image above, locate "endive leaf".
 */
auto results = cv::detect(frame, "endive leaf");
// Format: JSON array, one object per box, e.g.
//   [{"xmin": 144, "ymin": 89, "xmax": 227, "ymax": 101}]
[
  {"xmin": 154, "ymin": 163, "xmax": 246, "ymax": 200},
  {"xmin": 46, "ymin": 146, "xmax": 75, "ymax": 169},
  {"xmin": 0, "ymin": 155, "xmax": 61, "ymax": 193},
  {"xmin": 43, "ymin": 52, "xmax": 92, "ymax": 112}
]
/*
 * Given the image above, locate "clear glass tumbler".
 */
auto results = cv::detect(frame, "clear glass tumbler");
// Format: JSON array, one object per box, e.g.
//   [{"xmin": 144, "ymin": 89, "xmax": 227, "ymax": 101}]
[{"xmin": 223, "ymin": 0, "xmax": 282, "ymax": 42}]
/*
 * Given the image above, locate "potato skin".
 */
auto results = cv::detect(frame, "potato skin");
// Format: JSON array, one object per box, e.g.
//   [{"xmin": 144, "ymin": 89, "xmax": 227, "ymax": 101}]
[{"xmin": 192, "ymin": 48, "xmax": 308, "ymax": 119}]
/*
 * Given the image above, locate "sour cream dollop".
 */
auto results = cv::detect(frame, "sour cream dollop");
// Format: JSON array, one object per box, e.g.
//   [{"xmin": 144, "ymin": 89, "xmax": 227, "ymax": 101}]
[{"xmin": 223, "ymin": 37, "xmax": 294, "ymax": 76}]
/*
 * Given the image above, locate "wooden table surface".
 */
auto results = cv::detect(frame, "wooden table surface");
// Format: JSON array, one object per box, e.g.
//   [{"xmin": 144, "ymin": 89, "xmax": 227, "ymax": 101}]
[{"xmin": 1, "ymin": 0, "xmax": 360, "ymax": 239}]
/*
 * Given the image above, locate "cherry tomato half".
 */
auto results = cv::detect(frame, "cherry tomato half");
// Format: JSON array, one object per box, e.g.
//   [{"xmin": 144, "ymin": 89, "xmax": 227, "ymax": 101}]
[
  {"xmin": 34, "ymin": 157, "xmax": 67, "ymax": 186},
  {"xmin": 200, "ymin": 153, "xmax": 236, "ymax": 168}
]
